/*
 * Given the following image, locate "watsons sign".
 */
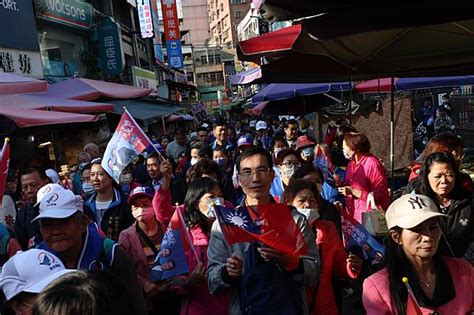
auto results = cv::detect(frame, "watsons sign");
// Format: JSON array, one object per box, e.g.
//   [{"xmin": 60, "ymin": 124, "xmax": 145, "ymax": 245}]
[{"xmin": 40, "ymin": 0, "xmax": 93, "ymax": 30}]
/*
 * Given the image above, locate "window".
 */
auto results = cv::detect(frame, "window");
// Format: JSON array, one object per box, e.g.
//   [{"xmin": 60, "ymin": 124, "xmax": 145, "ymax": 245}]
[
  {"xmin": 201, "ymin": 55, "xmax": 208, "ymax": 65},
  {"xmin": 208, "ymin": 54, "xmax": 215, "ymax": 64},
  {"xmin": 220, "ymin": 3, "xmax": 224, "ymax": 10},
  {"xmin": 231, "ymin": 0, "xmax": 245, "ymax": 3},
  {"xmin": 234, "ymin": 10, "xmax": 242, "ymax": 18},
  {"xmin": 214, "ymin": 54, "xmax": 221, "ymax": 63}
]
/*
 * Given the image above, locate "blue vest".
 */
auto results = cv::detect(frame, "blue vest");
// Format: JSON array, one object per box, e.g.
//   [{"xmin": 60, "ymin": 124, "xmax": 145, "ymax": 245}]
[{"xmin": 37, "ymin": 223, "xmax": 116, "ymax": 271}]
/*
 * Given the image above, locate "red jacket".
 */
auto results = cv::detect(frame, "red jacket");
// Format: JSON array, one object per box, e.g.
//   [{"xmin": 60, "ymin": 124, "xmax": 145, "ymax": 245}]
[{"xmin": 311, "ymin": 220, "xmax": 359, "ymax": 315}]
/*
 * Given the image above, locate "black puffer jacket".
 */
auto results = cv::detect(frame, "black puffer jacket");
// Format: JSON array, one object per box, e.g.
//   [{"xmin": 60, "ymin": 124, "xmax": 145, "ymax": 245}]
[{"xmin": 404, "ymin": 182, "xmax": 473, "ymax": 259}]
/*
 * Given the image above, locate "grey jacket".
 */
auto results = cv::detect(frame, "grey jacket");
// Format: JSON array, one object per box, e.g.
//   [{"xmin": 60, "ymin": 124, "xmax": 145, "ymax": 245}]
[{"xmin": 206, "ymin": 206, "xmax": 320, "ymax": 315}]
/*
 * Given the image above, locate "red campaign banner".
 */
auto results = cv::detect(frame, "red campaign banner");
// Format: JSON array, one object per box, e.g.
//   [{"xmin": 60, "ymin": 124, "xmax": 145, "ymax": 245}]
[{"xmin": 160, "ymin": 0, "xmax": 180, "ymax": 41}]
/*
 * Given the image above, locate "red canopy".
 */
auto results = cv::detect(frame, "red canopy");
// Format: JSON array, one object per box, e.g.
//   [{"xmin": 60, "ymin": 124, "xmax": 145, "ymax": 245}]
[
  {"xmin": 44, "ymin": 78, "xmax": 153, "ymax": 101},
  {"xmin": 238, "ymin": 24, "xmax": 301, "ymax": 63},
  {"xmin": 353, "ymin": 78, "xmax": 399, "ymax": 94},
  {"xmin": 0, "ymin": 108, "xmax": 98, "ymax": 128},
  {"xmin": 0, "ymin": 73, "xmax": 47, "ymax": 95}
]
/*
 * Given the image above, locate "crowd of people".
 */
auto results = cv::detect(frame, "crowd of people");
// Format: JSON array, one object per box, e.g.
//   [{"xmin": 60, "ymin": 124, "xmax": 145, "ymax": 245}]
[{"xmin": 0, "ymin": 115, "xmax": 472, "ymax": 315}]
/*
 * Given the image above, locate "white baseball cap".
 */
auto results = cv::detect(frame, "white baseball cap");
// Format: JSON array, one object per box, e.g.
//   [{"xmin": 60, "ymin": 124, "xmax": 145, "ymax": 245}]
[
  {"xmin": 249, "ymin": 120, "xmax": 257, "ymax": 128},
  {"xmin": 385, "ymin": 194, "xmax": 449, "ymax": 229},
  {"xmin": 255, "ymin": 121, "xmax": 267, "ymax": 131},
  {"xmin": 0, "ymin": 249, "xmax": 75, "ymax": 300},
  {"xmin": 35, "ymin": 183, "xmax": 64, "ymax": 206},
  {"xmin": 33, "ymin": 188, "xmax": 83, "ymax": 222},
  {"xmin": 45, "ymin": 169, "xmax": 60, "ymax": 184}
]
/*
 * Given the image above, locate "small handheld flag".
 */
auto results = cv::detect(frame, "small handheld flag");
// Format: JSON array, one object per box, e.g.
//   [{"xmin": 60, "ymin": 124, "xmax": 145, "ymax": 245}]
[
  {"xmin": 0, "ymin": 138, "xmax": 10, "ymax": 207},
  {"xmin": 402, "ymin": 277, "xmax": 423, "ymax": 315},
  {"xmin": 214, "ymin": 204, "xmax": 308, "ymax": 257},
  {"xmin": 340, "ymin": 210, "xmax": 385, "ymax": 265},
  {"xmin": 102, "ymin": 109, "xmax": 158, "ymax": 183}
]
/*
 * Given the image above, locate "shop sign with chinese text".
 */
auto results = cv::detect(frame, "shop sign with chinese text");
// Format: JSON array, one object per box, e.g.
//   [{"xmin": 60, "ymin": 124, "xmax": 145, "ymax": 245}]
[
  {"xmin": 161, "ymin": 0, "xmax": 183, "ymax": 68},
  {"xmin": 138, "ymin": 0, "xmax": 153, "ymax": 38},
  {"xmin": 98, "ymin": 16, "xmax": 125, "ymax": 76},
  {"xmin": 0, "ymin": 48, "xmax": 43, "ymax": 78}
]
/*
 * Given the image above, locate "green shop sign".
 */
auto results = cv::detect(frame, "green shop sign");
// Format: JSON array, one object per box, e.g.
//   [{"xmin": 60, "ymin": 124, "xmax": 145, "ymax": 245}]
[{"xmin": 39, "ymin": 0, "xmax": 93, "ymax": 31}]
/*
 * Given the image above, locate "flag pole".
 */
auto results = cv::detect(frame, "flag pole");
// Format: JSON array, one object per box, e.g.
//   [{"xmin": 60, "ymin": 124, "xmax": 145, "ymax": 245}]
[
  {"xmin": 176, "ymin": 203, "xmax": 200, "ymax": 262},
  {"xmin": 402, "ymin": 277, "xmax": 422, "ymax": 309},
  {"xmin": 0, "ymin": 137, "xmax": 9, "ymax": 160}
]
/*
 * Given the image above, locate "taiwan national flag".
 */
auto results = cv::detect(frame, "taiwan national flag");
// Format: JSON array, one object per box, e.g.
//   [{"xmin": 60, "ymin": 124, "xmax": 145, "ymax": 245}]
[
  {"xmin": 340, "ymin": 210, "xmax": 385, "ymax": 265},
  {"xmin": 0, "ymin": 139, "xmax": 10, "ymax": 207},
  {"xmin": 149, "ymin": 208, "xmax": 197, "ymax": 282},
  {"xmin": 214, "ymin": 204, "xmax": 307, "ymax": 257},
  {"xmin": 102, "ymin": 109, "xmax": 154, "ymax": 183}
]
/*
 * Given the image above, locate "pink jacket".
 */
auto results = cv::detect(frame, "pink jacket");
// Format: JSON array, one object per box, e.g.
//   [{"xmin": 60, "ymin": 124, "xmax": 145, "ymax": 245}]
[
  {"xmin": 312, "ymin": 220, "xmax": 359, "ymax": 315},
  {"xmin": 344, "ymin": 154, "xmax": 390, "ymax": 223},
  {"xmin": 363, "ymin": 257, "xmax": 474, "ymax": 314},
  {"xmin": 179, "ymin": 226, "xmax": 229, "ymax": 315}
]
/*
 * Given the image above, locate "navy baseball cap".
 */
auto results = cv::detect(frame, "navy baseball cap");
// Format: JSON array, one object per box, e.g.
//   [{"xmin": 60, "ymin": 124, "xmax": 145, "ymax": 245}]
[{"xmin": 127, "ymin": 186, "xmax": 154, "ymax": 205}]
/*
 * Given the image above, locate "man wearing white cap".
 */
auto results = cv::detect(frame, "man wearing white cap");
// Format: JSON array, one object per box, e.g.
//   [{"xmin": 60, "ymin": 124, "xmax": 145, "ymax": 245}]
[
  {"xmin": 254, "ymin": 120, "xmax": 272, "ymax": 150},
  {"xmin": 0, "ymin": 249, "xmax": 74, "ymax": 314},
  {"xmin": 34, "ymin": 187, "xmax": 147, "ymax": 314}
]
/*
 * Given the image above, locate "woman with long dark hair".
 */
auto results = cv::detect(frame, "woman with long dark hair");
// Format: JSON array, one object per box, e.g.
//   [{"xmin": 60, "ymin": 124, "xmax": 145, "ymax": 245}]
[
  {"xmin": 409, "ymin": 152, "xmax": 473, "ymax": 262},
  {"xmin": 155, "ymin": 176, "xmax": 230, "ymax": 315},
  {"xmin": 363, "ymin": 194, "xmax": 473, "ymax": 314}
]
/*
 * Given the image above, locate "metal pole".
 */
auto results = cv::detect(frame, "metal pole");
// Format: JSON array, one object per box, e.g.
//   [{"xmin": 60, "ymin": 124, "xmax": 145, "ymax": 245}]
[
  {"xmin": 390, "ymin": 76, "xmax": 395, "ymax": 200},
  {"xmin": 162, "ymin": 116, "xmax": 167, "ymax": 134},
  {"xmin": 349, "ymin": 76, "xmax": 353, "ymax": 124}
]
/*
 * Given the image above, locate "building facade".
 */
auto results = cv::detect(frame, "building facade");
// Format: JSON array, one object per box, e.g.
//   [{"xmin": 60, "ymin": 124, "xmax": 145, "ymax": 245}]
[{"xmin": 208, "ymin": 0, "xmax": 250, "ymax": 48}]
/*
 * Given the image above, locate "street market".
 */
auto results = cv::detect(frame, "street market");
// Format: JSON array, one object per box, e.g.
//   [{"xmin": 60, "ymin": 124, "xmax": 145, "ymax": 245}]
[{"xmin": 0, "ymin": 1, "xmax": 472, "ymax": 314}]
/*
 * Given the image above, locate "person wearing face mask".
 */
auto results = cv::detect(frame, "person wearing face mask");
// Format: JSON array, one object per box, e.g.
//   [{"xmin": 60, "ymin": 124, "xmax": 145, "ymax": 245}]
[
  {"xmin": 119, "ymin": 165, "xmax": 133, "ymax": 194},
  {"xmin": 340, "ymin": 132, "xmax": 390, "ymax": 224},
  {"xmin": 80, "ymin": 164, "xmax": 95, "ymax": 198},
  {"xmin": 285, "ymin": 179, "xmax": 363, "ymax": 315},
  {"xmin": 270, "ymin": 149, "xmax": 302, "ymax": 203},
  {"xmin": 152, "ymin": 177, "xmax": 231, "ymax": 315},
  {"xmin": 295, "ymin": 135, "xmax": 316, "ymax": 163},
  {"xmin": 119, "ymin": 185, "xmax": 180, "ymax": 314},
  {"xmin": 213, "ymin": 147, "xmax": 232, "ymax": 178},
  {"xmin": 72, "ymin": 152, "xmax": 91, "ymax": 195}
]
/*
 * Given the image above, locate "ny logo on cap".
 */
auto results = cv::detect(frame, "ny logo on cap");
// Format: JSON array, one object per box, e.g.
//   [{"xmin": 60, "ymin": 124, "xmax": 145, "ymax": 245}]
[{"xmin": 407, "ymin": 196, "xmax": 427, "ymax": 210}]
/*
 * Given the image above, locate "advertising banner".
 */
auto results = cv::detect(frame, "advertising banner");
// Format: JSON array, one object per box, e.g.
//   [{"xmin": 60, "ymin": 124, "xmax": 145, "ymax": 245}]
[{"xmin": 38, "ymin": 0, "xmax": 93, "ymax": 31}]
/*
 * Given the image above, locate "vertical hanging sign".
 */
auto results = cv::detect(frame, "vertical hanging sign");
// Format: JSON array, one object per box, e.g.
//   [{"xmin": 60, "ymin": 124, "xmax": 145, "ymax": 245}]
[
  {"xmin": 138, "ymin": 0, "xmax": 154, "ymax": 38},
  {"xmin": 160, "ymin": 0, "xmax": 183, "ymax": 68},
  {"xmin": 98, "ymin": 16, "xmax": 125, "ymax": 76}
]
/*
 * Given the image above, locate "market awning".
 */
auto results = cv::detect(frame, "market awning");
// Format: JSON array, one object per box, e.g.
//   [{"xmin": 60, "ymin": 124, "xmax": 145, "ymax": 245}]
[
  {"xmin": 0, "ymin": 94, "xmax": 114, "ymax": 113},
  {"xmin": 44, "ymin": 78, "xmax": 153, "ymax": 101},
  {"xmin": 252, "ymin": 82, "xmax": 350, "ymax": 102},
  {"xmin": 0, "ymin": 73, "xmax": 47, "ymax": 95},
  {"xmin": 112, "ymin": 100, "xmax": 184, "ymax": 126},
  {"xmin": 237, "ymin": 19, "xmax": 474, "ymax": 83},
  {"xmin": 354, "ymin": 76, "xmax": 474, "ymax": 94},
  {"xmin": 230, "ymin": 67, "xmax": 262, "ymax": 85},
  {"xmin": 0, "ymin": 108, "xmax": 98, "ymax": 128}
]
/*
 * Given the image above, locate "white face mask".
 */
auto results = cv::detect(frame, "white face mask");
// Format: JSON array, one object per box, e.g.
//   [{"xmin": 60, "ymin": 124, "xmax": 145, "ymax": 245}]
[
  {"xmin": 132, "ymin": 206, "xmax": 155, "ymax": 221},
  {"xmin": 302, "ymin": 147, "xmax": 313, "ymax": 157},
  {"xmin": 283, "ymin": 165, "xmax": 295, "ymax": 178},
  {"xmin": 206, "ymin": 197, "xmax": 224, "ymax": 219},
  {"xmin": 120, "ymin": 173, "xmax": 132, "ymax": 184},
  {"xmin": 343, "ymin": 148, "xmax": 352, "ymax": 160},
  {"xmin": 296, "ymin": 208, "xmax": 320, "ymax": 224},
  {"xmin": 191, "ymin": 158, "xmax": 199, "ymax": 166}
]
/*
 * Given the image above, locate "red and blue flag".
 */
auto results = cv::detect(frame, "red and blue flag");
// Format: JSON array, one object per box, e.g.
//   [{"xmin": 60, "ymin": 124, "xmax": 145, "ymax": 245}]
[
  {"xmin": 341, "ymin": 211, "xmax": 385, "ymax": 265},
  {"xmin": 214, "ymin": 204, "xmax": 308, "ymax": 257},
  {"xmin": 102, "ymin": 109, "xmax": 154, "ymax": 183},
  {"xmin": 149, "ymin": 208, "xmax": 197, "ymax": 282}
]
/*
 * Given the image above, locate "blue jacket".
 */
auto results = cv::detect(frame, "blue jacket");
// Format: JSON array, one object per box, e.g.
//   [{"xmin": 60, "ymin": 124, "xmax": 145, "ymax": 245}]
[
  {"xmin": 84, "ymin": 188, "xmax": 134, "ymax": 241},
  {"xmin": 38, "ymin": 223, "xmax": 116, "ymax": 270}
]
